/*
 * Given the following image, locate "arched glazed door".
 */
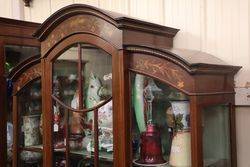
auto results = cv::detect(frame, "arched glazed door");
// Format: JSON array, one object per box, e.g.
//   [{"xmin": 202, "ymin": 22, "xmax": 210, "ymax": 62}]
[{"xmin": 43, "ymin": 38, "xmax": 115, "ymax": 167}]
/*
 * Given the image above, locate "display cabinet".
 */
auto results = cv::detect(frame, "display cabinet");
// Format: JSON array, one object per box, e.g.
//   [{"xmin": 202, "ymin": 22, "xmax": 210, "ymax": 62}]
[
  {"xmin": 32, "ymin": 4, "xmax": 241, "ymax": 167},
  {"xmin": 0, "ymin": 18, "xmax": 40, "ymax": 166},
  {"xmin": 10, "ymin": 57, "xmax": 42, "ymax": 167}
]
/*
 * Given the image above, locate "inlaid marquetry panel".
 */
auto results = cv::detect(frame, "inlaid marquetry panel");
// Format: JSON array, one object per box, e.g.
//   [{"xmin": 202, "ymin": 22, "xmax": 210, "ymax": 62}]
[
  {"xmin": 42, "ymin": 15, "xmax": 122, "ymax": 55},
  {"xmin": 13, "ymin": 64, "xmax": 41, "ymax": 94},
  {"xmin": 130, "ymin": 53, "xmax": 194, "ymax": 94}
]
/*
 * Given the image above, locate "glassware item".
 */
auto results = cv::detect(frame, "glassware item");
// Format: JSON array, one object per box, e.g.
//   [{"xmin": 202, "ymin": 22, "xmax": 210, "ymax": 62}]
[{"xmin": 134, "ymin": 124, "xmax": 167, "ymax": 166}]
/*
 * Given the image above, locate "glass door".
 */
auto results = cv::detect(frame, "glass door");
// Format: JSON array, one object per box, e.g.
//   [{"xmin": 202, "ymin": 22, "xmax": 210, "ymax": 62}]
[
  {"xmin": 202, "ymin": 105, "xmax": 231, "ymax": 167},
  {"xmin": 130, "ymin": 72, "xmax": 191, "ymax": 167},
  {"xmin": 51, "ymin": 43, "xmax": 113, "ymax": 166},
  {"xmin": 14, "ymin": 79, "xmax": 43, "ymax": 166},
  {"xmin": 5, "ymin": 45, "xmax": 40, "ymax": 166}
]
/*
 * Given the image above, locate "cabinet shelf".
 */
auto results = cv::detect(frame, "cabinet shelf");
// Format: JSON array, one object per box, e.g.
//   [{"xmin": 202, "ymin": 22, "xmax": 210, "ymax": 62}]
[
  {"xmin": 70, "ymin": 149, "xmax": 113, "ymax": 162},
  {"xmin": 20, "ymin": 145, "xmax": 43, "ymax": 153}
]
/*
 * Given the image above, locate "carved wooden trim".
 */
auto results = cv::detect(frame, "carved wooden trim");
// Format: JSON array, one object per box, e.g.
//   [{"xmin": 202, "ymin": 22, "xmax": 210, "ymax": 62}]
[
  {"xmin": 13, "ymin": 63, "xmax": 41, "ymax": 94},
  {"xmin": 42, "ymin": 15, "xmax": 122, "ymax": 55}
]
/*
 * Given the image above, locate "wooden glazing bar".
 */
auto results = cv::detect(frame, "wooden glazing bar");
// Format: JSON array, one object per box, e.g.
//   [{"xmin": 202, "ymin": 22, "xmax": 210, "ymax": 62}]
[
  {"xmin": 94, "ymin": 109, "xmax": 99, "ymax": 167},
  {"xmin": 77, "ymin": 43, "xmax": 83, "ymax": 110},
  {"xmin": 65, "ymin": 109, "xmax": 70, "ymax": 167},
  {"xmin": 12, "ymin": 95, "xmax": 18, "ymax": 167},
  {"xmin": 51, "ymin": 95, "xmax": 112, "ymax": 113},
  {"xmin": 0, "ymin": 39, "xmax": 7, "ymax": 167},
  {"xmin": 20, "ymin": 146, "xmax": 43, "ymax": 152},
  {"xmin": 190, "ymin": 96, "xmax": 203, "ymax": 167},
  {"xmin": 229, "ymin": 103, "xmax": 237, "ymax": 167}
]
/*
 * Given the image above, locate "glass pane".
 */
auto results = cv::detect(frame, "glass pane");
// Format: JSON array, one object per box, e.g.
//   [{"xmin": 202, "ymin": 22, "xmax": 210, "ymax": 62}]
[
  {"xmin": 130, "ymin": 73, "xmax": 191, "ymax": 167},
  {"xmin": 17, "ymin": 79, "xmax": 42, "ymax": 165},
  {"xmin": 69, "ymin": 110, "xmax": 94, "ymax": 167},
  {"xmin": 52, "ymin": 43, "xmax": 113, "ymax": 166},
  {"xmin": 5, "ymin": 45, "xmax": 40, "ymax": 75},
  {"xmin": 202, "ymin": 105, "xmax": 231, "ymax": 167}
]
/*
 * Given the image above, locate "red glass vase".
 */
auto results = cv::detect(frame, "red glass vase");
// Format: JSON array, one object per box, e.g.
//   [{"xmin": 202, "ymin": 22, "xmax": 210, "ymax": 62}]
[{"xmin": 135, "ymin": 124, "xmax": 166, "ymax": 165}]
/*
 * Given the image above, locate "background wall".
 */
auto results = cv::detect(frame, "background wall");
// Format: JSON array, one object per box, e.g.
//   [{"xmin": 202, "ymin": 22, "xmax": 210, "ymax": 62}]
[{"xmin": 1, "ymin": 0, "xmax": 250, "ymax": 166}]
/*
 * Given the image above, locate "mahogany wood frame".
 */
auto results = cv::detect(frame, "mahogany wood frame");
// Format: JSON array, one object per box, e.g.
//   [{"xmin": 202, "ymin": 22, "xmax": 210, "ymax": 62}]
[
  {"xmin": 10, "ymin": 56, "xmax": 41, "ymax": 167},
  {"xmin": 33, "ymin": 4, "xmax": 241, "ymax": 167},
  {"xmin": 0, "ymin": 17, "xmax": 40, "ymax": 167}
]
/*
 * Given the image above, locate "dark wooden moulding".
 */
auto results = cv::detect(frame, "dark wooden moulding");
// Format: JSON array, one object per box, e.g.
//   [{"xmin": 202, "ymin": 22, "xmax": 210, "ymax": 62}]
[
  {"xmin": 33, "ymin": 4, "xmax": 241, "ymax": 167},
  {"xmin": 0, "ymin": 17, "xmax": 40, "ymax": 167}
]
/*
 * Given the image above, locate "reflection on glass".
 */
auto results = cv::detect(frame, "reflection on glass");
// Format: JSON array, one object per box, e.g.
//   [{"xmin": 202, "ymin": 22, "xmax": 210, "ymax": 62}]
[
  {"xmin": 202, "ymin": 105, "xmax": 231, "ymax": 167},
  {"xmin": 17, "ymin": 79, "xmax": 42, "ymax": 165},
  {"xmin": 131, "ymin": 73, "xmax": 191, "ymax": 167},
  {"xmin": 5, "ymin": 45, "xmax": 40, "ymax": 74},
  {"xmin": 52, "ymin": 43, "xmax": 113, "ymax": 166}
]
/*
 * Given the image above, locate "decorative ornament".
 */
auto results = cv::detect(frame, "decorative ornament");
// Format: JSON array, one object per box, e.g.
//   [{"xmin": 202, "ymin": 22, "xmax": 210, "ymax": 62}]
[{"xmin": 23, "ymin": 0, "xmax": 32, "ymax": 7}]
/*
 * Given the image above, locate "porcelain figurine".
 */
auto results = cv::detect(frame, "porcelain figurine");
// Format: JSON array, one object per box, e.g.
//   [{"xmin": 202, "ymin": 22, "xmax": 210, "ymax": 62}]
[
  {"xmin": 85, "ymin": 100, "xmax": 113, "ymax": 153},
  {"xmin": 86, "ymin": 72, "xmax": 102, "ymax": 121},
  {"xmin": 98, "ymin": 100, "xmax": 113, "ymax": 128},
  {"xmin": 21, "ymin": 115, "xmax": 42, "ymax": 162},
  {"xmin": 169, "ymin": 100, "xmax": 191, "ymax": 167}
]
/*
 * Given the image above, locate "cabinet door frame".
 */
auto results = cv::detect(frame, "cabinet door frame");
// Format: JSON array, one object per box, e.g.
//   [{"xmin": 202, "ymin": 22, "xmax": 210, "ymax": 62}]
[{"xmin": 42, "ymin": 33, "xmax": 120, "ymax": 167}]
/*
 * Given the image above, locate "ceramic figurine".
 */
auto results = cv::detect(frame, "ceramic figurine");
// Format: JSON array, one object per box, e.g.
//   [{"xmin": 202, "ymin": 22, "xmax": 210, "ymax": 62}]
[
  {"xmin": 133, "ymin": 74, "xmax": 146, "ymax": 132},
  {"xmin": 85, "ymin": 73, "xmax": 114, "ymax": 153},
  {"xmin": 85, "ymin": 100, "xmax": 113, "ymax": 153},
  {"xmin": 169, "ymin": 100, "xmax": 191, "ymax": 167},
  {"xmin": 86, "ymin": 72, "xmax": 102, "ymax": 121},
  {"xmin": 21, "ymin": 115, "xmax": 42, "ymax": 162},
  {"xmin": 98, "ymin": 100, "xmax": 113, "ymax": 128}
]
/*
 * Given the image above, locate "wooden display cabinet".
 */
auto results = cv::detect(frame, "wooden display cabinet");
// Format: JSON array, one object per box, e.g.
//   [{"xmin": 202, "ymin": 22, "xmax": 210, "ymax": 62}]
[
  {"xmin": 0, "ymin": 18, "xmax": 40, "ymax": 167},
  {"xmin": 9, "ymin": 4, "xmax": 242, "ymax": 167}
]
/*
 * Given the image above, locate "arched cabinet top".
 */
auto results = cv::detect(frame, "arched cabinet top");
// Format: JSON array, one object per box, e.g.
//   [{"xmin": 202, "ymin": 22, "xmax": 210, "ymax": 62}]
[
  {"xmin": 34, "ymin": 4, "xmax": 241, "ymax": 96},
  {"xmin": 34, "ymin": 4, "xmax": 179, "ymax": 55}
]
